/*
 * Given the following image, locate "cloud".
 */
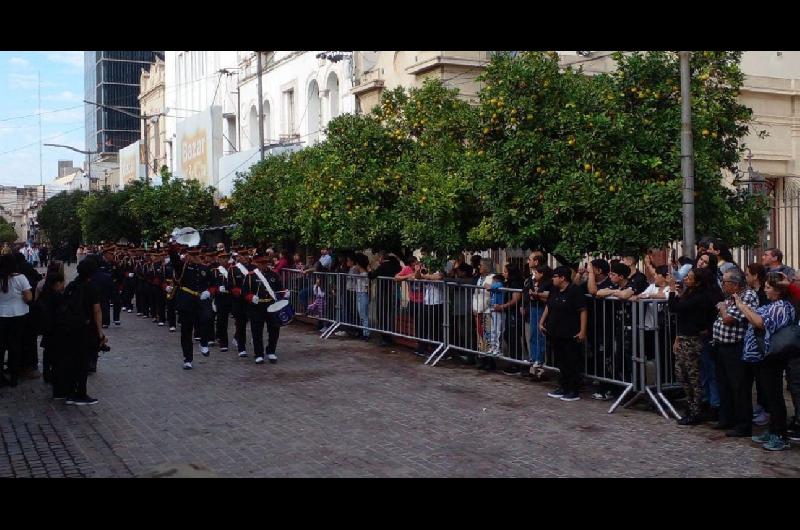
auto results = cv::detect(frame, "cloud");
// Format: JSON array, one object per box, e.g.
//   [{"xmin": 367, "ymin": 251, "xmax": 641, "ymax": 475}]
[
  {"xmin": 42, "ymin": 90, "xmax": 81, "ymax": 102},
  {"xmin": 43, "ymin": 51, "xmax": 83, "ymax": 69},
  {"xmin": 8, "ymin": 73, "xmax": 57, "ymax": 90},
  {"xmin": 9, "ymin": 57, "xmax": 30, "ymax": 68}
]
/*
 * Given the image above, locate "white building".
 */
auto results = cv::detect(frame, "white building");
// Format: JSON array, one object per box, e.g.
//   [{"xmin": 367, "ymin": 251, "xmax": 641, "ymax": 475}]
[
  {"xmin": 235, "ymin": 51, "xmax": 355, "ymax": 149},
  {"xmin": 164, "ymin": 51, "xmax": 240, "ymax": 174}
]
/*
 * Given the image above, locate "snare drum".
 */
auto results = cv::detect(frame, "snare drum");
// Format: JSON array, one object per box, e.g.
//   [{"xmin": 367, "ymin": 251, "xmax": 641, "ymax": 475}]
[{"xmin": 267, "ymin": 299, "xmax": 295, "ymax": 327}]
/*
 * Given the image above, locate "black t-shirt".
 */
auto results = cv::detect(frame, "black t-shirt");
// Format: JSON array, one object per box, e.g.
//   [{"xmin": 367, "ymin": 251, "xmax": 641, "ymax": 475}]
[
  {"xmin": 525, "ymin": 276, "xmax": 552, "ymax": 308},
  {"xmin": 545, "ymin": 283, "xmax": 587, "ymax": 338},
  {"xmin": 628, "ymin": 271, "xmax": 648, "ymax": 295},
  {"xmin": 580, "ymin": 276, "xmax": 614, "ymax": 295}
]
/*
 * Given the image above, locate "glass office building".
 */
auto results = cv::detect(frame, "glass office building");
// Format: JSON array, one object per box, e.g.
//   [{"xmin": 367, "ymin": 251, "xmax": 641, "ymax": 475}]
[{"xmin": 84, "ymin": 51, "xmax": 165, "ymax": 159}]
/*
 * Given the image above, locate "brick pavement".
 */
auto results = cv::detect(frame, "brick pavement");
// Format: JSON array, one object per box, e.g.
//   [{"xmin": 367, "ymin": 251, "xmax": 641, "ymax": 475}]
[{"xmin": 2, "ymin": 264, "xmax": 800, "ymax": 477}]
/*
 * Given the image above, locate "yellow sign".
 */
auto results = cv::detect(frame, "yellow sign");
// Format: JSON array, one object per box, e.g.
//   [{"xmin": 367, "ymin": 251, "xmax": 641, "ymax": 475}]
[{"xmin": 181, "ymin": 129, "xmax": 208, "ymax": 182}]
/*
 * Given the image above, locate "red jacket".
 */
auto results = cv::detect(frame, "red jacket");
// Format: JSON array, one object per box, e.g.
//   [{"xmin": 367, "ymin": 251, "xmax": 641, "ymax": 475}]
[{"xmin": 274, "ymin": 257, "xmax": 289, "ymax": 274}]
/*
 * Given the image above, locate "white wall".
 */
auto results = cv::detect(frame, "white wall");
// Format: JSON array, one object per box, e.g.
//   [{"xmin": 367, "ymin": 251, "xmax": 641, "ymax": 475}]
[
  {"xmin": 237, "ymin": 51, "xmax": 355, "ymax": 150},
  {"xmin": 164, "ymin": 51, "xmax": 239, "ymax": 173}
]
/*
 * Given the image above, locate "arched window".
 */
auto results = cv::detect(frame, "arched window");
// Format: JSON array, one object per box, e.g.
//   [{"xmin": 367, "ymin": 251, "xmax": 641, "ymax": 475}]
[
  {"xmin": 326, "ymin": 72, "xmax": 340, "ymax": 122},
  {"xmin": 248, "ymin": 105, "xmax": 259, "ymax": 150},
  {"xmin": 307, "ymin": 80, "xmax": 321, "ymax": 145}
]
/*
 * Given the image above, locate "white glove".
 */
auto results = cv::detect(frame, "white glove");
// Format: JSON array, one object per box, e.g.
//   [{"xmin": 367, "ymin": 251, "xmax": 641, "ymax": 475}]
[
  {"xmin": 128, "ymin": 273, "xmax": 134, "ymax": 278},
  {"xmin": 165, "ymin": 286, "xmax": 173, "ymax": 293},
  {"xmin": 251, "ymin": 295, "xmax": 260, "ymax": 305},
  {"xmin": 219, "ymin": 285, "xmax": 227, "ymax": 293},
  {"xmin": 200, "ymin": 290, "xmax": 211, "ymax": 300}
]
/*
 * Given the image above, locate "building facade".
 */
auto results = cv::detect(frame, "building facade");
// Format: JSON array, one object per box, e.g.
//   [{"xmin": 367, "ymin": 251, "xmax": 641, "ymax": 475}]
[
  {"xmin": 84, "ymin": 51, "xmax": 164, "ymax": 181},
  {"xmin": 0, "ymin": 186, "xmax": 46, "ymax": 242},
  {"xmin": 351, "ymin": 51, "xmax": 491, "ymax": 113},
  {"xmin": 139, "ymin": 57, "xmax": 168, "ymax": 179}
]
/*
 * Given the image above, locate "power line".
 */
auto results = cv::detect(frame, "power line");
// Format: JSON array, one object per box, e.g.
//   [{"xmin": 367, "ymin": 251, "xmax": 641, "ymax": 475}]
[
  {"xmin": 0, "ymin": 104, "xmax": 84, "ymax": 123},
  {"xmin": 0, "ymin": 125, "xmax": 84, "ymax": 157}
]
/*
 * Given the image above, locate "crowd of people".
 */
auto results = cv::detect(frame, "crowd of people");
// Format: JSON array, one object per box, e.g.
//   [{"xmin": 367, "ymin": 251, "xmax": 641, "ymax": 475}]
[
  {"xmin": 2, "ymin": 234, "xmax": 798, "ymax": 452},
  {"xmin": 280, "ymin": 239, "xmax": 800, "ymax": 452}
]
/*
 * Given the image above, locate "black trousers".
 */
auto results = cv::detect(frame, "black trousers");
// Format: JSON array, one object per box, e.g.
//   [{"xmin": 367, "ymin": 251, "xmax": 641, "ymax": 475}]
[
  {"xmin": 101, "ymin": 300, "xmax": 111, "ymax": 327},
  {"xmin": 151, "ymin": 286, "xmax": 165, "ymax": 323},
  {"xmin": 0, "ymin": 315, "xmax": 25, "ymax": 384},
  {"xmin": 166, "ymin": 296, "xmax": 176, "ymax": 328},
  {"xmin": 135, "ymin": 281, "xmax": 148, "ymax": 315},
  {"xmin": 21, "ymin": 313, "xmax": 38, "ymax": 371},
  {"xmin": 179, "ymin": 310, "xmax": 209, "ymax": 362},
  {"xmin": 215, "ymin": 303, "xmax": 231, "ymax": 348},
  {"xmin": 41, "ymin": 256, "xmax": 48, "ymax": 268},
  {"xmin": 48, "ymin": 345, "xmax": 70, "ymax": 398},
  {"xmin": 758, "ymin": 356, "xmax": 789, "ymax": 436},
  {"xmin": 788, "ymin": 356, "xmax": 800, "ymax": 424},
  {"xmin": 714, "ymin": 342, "xmax": 750, "ymax": 432},
  {"xmin": 64, "ymin": 333, "xmax": 93, "ymax": 398},
  {"xmin": 249, "ymin": 314, "xmax": 280, "ymax": 357},
  {"xmin": 122, "ymin": 278, "xmax": 136, "ymax": 308},
  {"xmin": 111, "ymin": 288, "xmax": 122, "ymax": 322},
  {"xmin": 551, "ymin": 336, "xmax": 582, "ymax": 394},
  {"xmin": 233, "ymin": 312, "xmax": 248, "ymax": 353}
]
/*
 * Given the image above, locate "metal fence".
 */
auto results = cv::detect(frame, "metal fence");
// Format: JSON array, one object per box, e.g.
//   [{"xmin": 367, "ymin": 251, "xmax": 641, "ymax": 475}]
[{"xmin": 279, "ymin": 268, "xmax": 683, "ymax": 419}]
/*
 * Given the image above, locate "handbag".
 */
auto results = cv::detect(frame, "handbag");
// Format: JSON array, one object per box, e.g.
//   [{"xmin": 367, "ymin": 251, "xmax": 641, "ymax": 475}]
[{"xmin": 766, "ymin": 324, "xmax": 800, "ymax": 359}]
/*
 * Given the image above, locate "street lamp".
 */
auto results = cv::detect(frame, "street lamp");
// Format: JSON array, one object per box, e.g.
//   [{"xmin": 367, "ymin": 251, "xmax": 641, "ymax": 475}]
[{"xmin": 43, "ymin": 144, "xmax": 98, "ymax": 155}]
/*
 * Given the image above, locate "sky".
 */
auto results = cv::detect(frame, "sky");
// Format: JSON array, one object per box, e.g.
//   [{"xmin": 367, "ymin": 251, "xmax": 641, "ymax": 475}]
[{"xmin": 0, "ymin": 51, "xmax": 85, "ymax": 189}]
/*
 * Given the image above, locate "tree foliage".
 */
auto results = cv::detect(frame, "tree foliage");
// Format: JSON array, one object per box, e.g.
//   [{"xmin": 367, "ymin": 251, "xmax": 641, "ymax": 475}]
[
  {"xmin": 77, "ymin": 187, "xmax": 141, "ymax": 244},
  {"xmin": 224, "ymin": 52, "xmax": 768, "ymax": 262},
  {"xmin": 0, "ymin": 216, "xmax": 17, "ymax": 243},
  {"xmin": 38, "ymin": 190, "xmax": 88, "ymax": 247}
]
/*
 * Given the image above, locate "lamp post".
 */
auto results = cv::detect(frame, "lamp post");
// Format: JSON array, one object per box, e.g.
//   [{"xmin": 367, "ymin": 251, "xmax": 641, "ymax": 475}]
[{"xmin": 679, "ymin": 51, "xmax": 696, "ymax": 259}]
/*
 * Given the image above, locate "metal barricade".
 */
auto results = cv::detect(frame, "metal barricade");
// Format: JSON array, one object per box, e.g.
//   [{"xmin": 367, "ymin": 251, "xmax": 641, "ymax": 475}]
[
  {"xmin": 430, "ymin": 282, "xmax": 528, "ymax": 367},
  {"xmin": 280, "ymin": 268, "xmax": 341, "ymax": 338},
  {"xmin": 637, "ymin": 299, "xmax": 681, "ymax": 419}
]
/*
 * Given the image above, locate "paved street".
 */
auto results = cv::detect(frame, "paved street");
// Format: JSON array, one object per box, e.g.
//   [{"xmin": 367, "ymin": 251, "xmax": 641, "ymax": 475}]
[{"xmin": 2, "ymin": 270, "xmax": 800, "ymax": 477}]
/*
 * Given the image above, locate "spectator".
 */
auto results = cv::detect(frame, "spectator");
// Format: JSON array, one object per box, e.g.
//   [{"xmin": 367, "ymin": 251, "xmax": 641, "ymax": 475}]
[
  {"xmin": 336, "ymin": 254, "xmax": 360, "ymax": 338},
  {"xmin": 696, "ymin": 252, "xmax": 718, "ymax": 276},
  {"xmin": 470, "ymin": 255, "xmax": 482, "ymax": 280},
  {"xmin": 36, "ymin": 271, "xmax": 68, "ymax": 398},
  {"xmin": 761, "ymin": 248, "xmax": 795, "ymax": 281},
  {"xmin": 667, "ymin": 267, "xmax": 719, "ymax": 425},
  {"xmin": 292, "ymin": 252, "xmax": 304, "ymax": 271},
  {"xmin": 352, "ymin": 253, "xmax": 370, "ymax": 342},
  {"xmin": 448, "ymin": 263, "xmax": 476, "ymax": 364},
  {"xmin": 694, "ymin": 252, "xmax": 725, "ymax": 418},
  {"xmin": 418, "ymin": 259, "xmax": 445, "ymax": 358},
  {"xmin": 395, "ymin": 257, "xmax": 426, "ymax": 356},
  {"xmin": 318, "ymin": 248, "xmax": 333, "ymax": 271},
  {"xmin": 14, "ymin": 252, "xmax": 42, "ymax": 378},
  {"xmin": 620, "ymin": 253, "xmax": 649, "ymax": 294},
  {"xmin": 274, "ymin": 251, "xmax": 289, "ymax": 274},
  {"xmin": 62, "ymin": 259, "xmax": 105, "ymax": 406},
  {"xmin": 539, "ymin": 265, "xmax": 587, "ymax": 402},
  {"xmin": 773, "ymin": 274, "xmax": 800, "ymax": 443},
  {"xmin": 735, "ymin": 272, "xmax": 797, "ymax": 451},
  {"xmin": 0, "ymin": 254, "xmax": 32, "ymax": 387},
  {"xmin": 712, "ymin": 268, "xmax": 760, "ymax": 437},
  {"xmin": 711, "ymin": 241, "xmax": 738, "ymax": 285},
  {"xmin": 39, "ymin": 245, "xmax": 49, "ymax": 268},
  {"xmin": 746, "ymin": 263, "xmax": 768, "ymax": 308},
  {"xmin": 486, "ymin": 272, "xmax": 506, "ymax": 357},
  {"xmin": 585, "ymin": 257, "xmax": 613, "ymax": 295},
  {"xmin": 36, "ymin": 260, "xmax": 65, "ymax": 300},
  {"xmin": 672, "ymin": 256, "xmax": 694, "ymax": 282},
  {"xmin": 473, "ymin": 258, "xmax": 497, "ymax": 370},
  {"xmin": 595, "ymin": 263, "xmax": 644, "ymax": 299},
  {"xmin": 636, "ymin": 264, "xmax": 671, "ymax": 331},
  {"xmin": 368, "ymin": 251, "xmax": 402, "ymax": 346},
  {"xmin": 525, "ymin": 264, "xmax": 553, "ymax": 375},
  {"xmin": 497, "ymin": 262, "xmax": 525, "ymax": 375}
]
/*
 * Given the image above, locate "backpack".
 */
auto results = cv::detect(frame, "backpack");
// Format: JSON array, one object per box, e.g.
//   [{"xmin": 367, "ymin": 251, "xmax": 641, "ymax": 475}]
[{"xmin": 62, "ymin": 280, "xmax": 91, "ymax": 332}]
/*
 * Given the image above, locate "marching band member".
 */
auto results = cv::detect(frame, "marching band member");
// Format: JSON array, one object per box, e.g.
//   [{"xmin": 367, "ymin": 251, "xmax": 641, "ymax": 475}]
[
  {"xmin": 168, "ymin": 245, "xmax": 213, "ymax": 370},
  {"xmin": 242, "ymin": 255, "xmax": 285, "ymax": 365}
]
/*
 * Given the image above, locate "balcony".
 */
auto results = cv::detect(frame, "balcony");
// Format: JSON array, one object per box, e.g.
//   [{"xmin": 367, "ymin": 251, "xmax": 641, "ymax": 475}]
[{"xmin": 404, "ymin": 51, "xmax": 491, "ymax": 76}]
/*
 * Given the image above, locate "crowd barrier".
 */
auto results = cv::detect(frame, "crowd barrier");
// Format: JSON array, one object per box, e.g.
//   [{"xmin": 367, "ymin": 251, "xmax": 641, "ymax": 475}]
[{"xmin": 279, "ymin": 268, "xmax": 682, "ymax": 419}]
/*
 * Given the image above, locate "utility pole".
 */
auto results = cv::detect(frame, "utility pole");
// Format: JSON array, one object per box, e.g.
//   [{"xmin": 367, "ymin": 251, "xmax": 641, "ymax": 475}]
[
  {"xmin": 152, "ymin": 115, "xmax": 160, "ymax": 176},
  {"xmin": 38, "ymin": 71, "xmax": 43, "ymax": 201},
  {"xmin": 143, "ymin": 117, "xmax": 150, "ymax": 184},
  {"xmin": 256, "ymin": 52, "xmax": 265, "ymax": 161},
  {"xmin": 679, "ymin": 51, "xmax": 696, "ymax": 259}
]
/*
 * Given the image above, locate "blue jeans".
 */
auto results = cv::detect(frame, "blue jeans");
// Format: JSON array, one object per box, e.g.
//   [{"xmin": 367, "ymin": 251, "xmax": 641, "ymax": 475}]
[
  {"xmin": 700, "ymin": 338, "xmax": 720, "ymax": 408},
  {"xmin": 356, "ymin": 292, "xmax": 370, "ymax": 337},
  {"xmin": 529, "ymin": 305, "xmax": 546, "ymax": 364}
]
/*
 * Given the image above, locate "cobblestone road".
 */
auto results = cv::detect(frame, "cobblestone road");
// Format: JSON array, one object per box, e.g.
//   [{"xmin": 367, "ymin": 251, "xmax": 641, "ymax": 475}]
[{"xmin": 2, "ymin": 265, "xmax": 800, "ymax": 477}]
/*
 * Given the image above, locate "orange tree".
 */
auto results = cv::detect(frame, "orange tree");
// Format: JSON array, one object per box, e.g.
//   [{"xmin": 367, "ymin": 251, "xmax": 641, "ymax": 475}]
[
  {"xmin": 468, "ymin": 51, "xmax": 768, "ymax": 263},
  {"xmin": 373, "ymin": 80, "xmax": 480, "ymax": 260}
]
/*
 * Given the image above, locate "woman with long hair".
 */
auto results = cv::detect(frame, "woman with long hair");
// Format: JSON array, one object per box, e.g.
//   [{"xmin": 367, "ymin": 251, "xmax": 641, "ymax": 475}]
[
  {"xmin": 746, "ymin": 262, "xmax": 768, "ymax": 307},
  {"xmin": 667, "ymin": 267, "xmax": 718, "ymax": 425},
  {"xmin": 0, "ymin": 254, "xmax": 32, "ymax": 386},
  {"xmin": 37, "ymin": 272, "xmax": 67, "ymax": 398},
  {"xmin": 735, "ymin": 272, "xmax": 798, "ymax": 451}
]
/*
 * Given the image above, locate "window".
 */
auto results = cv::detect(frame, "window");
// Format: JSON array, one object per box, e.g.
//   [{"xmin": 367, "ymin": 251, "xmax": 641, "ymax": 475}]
[{"xmin": 283, "ymin": 89, "xmax": 295, "ymax": 136}]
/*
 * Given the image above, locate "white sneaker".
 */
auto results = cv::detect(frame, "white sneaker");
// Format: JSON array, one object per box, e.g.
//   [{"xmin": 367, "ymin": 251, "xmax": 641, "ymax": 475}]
[
  {"xmin": 127, "ymin": 309, "xmax": 133, "ymax": 313},
  {"xmin": 255, "ymin": 356, "xmax": 265, "ymax": 364},
  {"xmin": 158, "ymin": 322, "xmax": 165, "ymax": 327},
  {"xmin": 169, "ymin": 327, "xmax": 176, "ymax": 332},
  {"xmin": 238, "ymin": 351, "xmax": 248, "ymax": 358},
  {"xmin": 183, "ymin": 361, "xmax": 193, "ymax": 370},
  {"xmin": 220, "ymin": 347, "xmax": 228, "ymax": 352},
  {"xmin": 267, "ymin": 354, "xmax": 277, "ymax": 364},
  {"xmin": 200, "ymin": 346, "xmax": 210, "ymax": 357}
]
